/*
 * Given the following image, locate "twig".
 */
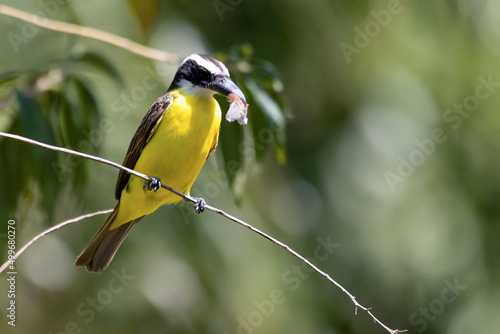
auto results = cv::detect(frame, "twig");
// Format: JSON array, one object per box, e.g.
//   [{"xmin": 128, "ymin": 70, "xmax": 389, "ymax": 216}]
[
  {"xmin": 206, "ymin": 204, "xmax": 407, "ymax": 333},
  {"xmin": 0, "ymin": 131, "xmax": 406, "ymax": 334},
  {"xmin": 0, "ymin": 5, "xmax": 180, "ymax": 64},
  {"xmin": 0, "ymin": 132, "xmax": 194, "ymax": 203},
  {"xmin": 0, "ymin": 209, "xmax": 112, "ymax": 273},
  {"xmin": 0, "ymin": 131, "xmax": 151, "ymax": 180}
]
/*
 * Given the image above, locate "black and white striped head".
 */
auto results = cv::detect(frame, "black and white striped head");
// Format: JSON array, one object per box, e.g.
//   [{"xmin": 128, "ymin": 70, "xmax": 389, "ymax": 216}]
[{"xmin": 168, "ymin": 54, "xmax": 246, "ymax": 104}]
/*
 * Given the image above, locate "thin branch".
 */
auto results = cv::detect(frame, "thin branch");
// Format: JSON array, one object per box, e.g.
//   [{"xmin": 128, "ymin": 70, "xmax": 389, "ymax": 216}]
[
  {"xmin": 0, "ymin": 131, "xmax": 406, "ymax": 334},
  {"xmin": 0, "ymin": 209, "xmax": 112, "ymax": 273},
  {"xmin": 0, "ymin": 5, "xmax": 181, "ymax": 64},
  {"xmin": 205, "ymin": 205, "xmax": 407, "ymax": 333},
  {"xmin": 0, "ymin": 131, "xmax": 151, "ymax": 180},
  {"xmin": 0, "ymin": 132, "xmax": 195, "ymax": 204}
]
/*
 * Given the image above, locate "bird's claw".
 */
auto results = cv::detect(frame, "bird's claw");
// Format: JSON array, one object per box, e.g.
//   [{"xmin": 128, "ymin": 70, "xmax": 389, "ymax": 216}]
[
  {"xmin": 194, "ymin": 197, "xmax": 206, "ymax": 214},
  {"xmin": 145, "ymin": 176, "xmax": 161, "ymax": 192}
]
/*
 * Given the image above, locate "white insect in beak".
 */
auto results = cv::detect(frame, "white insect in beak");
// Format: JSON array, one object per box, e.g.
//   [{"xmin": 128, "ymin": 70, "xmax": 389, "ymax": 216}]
[{"xmin": 225, "ymin": 93, "xmax": 249, "ymax": 125}]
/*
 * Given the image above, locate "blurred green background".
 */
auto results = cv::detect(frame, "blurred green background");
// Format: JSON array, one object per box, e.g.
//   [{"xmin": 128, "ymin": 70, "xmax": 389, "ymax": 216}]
[{"xmin": 1, "ymin": 0, "xmax": 500, "ymax": 333}]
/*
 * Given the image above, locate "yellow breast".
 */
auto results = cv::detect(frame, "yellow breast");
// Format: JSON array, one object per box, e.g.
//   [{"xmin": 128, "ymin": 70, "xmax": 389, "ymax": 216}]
[{"xmin": 111, "ymin": 91, "xmax": 221, "ymax": 228}]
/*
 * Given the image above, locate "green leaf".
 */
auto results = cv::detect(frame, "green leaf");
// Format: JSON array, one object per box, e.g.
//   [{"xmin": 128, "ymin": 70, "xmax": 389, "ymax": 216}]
[
  {"xmin": 14, "ymin": 91, "xmax": 61, "ymax": 216},
  {"xmin": 217, "ymin": 45, "xmax": 289, "ymax": 202},
  {"xmin": 126, "ymin": 0, "xmax": 160, "ymax": 35},
  {"xmin": 16, "ymin": 91, "xmax": 56, "ymax": 147},
  {"xmin": 69, "ymin": 75, "xmax": 100, "ymax": 129},
  {"xmin": 245, "ymin": 76, "xmax": 285, "ymax": 129},
  {"xmin": 58, "ymin": 88, "xmax": 80, "ymax": 149},
  {"xmin": 244, "ymin": 75, "xmax": 287, "ymax": 164},
  {"xmin": 0, "ymin": 112, "xmax": 31, "ymax": 222},
  {"xmin": 219, "ymin": 100, "xmax": 244, "ymax": 196}
]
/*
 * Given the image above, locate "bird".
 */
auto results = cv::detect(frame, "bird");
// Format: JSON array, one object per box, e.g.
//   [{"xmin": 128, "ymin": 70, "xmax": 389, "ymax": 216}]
[{"xmin": 75, "ymin": 54, "xmax": 247, "ymax": 274}]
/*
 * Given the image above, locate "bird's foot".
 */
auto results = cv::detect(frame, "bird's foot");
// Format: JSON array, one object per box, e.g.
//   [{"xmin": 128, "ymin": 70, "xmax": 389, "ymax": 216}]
[
  {"xmin": 193, "ymin": 197, "xmax": 206, "ymax": 214},
  {"xmin": 144, "ymin": 176, "xmax": 161, "ymax": 192}
]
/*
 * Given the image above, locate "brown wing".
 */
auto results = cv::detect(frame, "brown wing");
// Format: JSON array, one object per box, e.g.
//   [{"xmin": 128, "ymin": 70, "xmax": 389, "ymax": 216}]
[{"xmin": 114, "ymin": 93, "xmax": 174, "ymax": 200}]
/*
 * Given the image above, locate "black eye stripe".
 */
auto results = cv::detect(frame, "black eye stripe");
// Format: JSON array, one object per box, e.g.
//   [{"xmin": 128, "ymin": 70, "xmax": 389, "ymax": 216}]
[
  {"xmin": 196, "ymin": 68, "xmax": 211, "ymax": 81},
  {"xmin": 169, "ymin": 54, "xmax": 230, "ymax": 91}
]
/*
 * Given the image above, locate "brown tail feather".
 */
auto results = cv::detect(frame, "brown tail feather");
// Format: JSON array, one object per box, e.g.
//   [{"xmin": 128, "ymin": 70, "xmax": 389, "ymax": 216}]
[{"xmin": 75, "ymin": 203, "xmax": 143, "ymax": 274}]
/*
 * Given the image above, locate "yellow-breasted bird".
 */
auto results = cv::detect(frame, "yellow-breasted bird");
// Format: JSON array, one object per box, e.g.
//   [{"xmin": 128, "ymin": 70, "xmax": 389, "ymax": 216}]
[{"xmin": 75, "ymin": 54, "xmax": 247, "ymax": 274}]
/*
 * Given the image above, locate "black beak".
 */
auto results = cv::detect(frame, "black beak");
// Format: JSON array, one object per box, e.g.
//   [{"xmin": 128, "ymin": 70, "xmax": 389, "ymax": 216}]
[{"xmin": 209, "ymin": 75, "xmax": 247, "ymax": 104}]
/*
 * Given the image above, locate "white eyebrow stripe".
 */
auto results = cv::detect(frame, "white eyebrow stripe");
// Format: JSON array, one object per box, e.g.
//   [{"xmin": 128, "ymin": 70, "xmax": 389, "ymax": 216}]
[{"xmin": 183, "ymin": 54, "xmax": 229, "ymax": 77}]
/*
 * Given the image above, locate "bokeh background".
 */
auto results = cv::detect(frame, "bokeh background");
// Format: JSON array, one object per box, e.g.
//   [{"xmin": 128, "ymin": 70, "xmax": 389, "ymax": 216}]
[{"xmin": 1, "ymin": 0, "xmax": 500, "ymax": 333}]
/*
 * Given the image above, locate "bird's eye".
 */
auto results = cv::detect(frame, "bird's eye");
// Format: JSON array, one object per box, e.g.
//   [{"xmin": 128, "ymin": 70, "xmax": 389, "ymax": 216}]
[{"xmin": 198, "ymin": 68, "xmax": 210, "ymax": 81}]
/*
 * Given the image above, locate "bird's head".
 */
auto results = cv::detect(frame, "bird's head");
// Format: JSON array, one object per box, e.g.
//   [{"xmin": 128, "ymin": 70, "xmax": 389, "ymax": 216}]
[{"xmin": 168, "ymin": 54, "xmax": 247, "ymax": 104}]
